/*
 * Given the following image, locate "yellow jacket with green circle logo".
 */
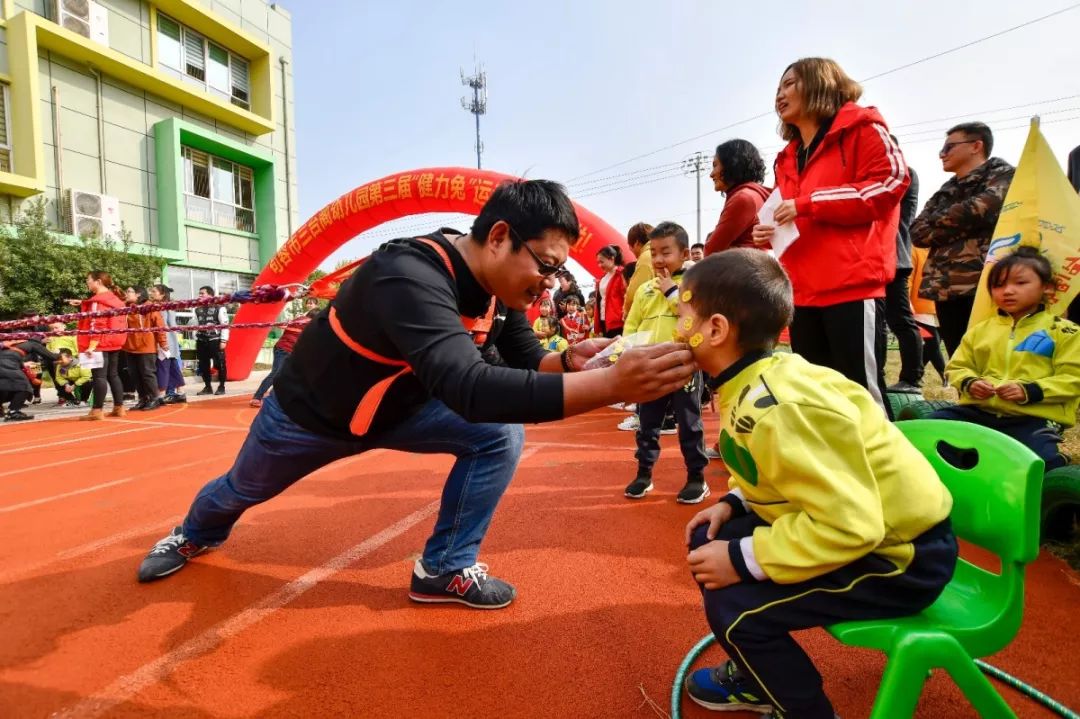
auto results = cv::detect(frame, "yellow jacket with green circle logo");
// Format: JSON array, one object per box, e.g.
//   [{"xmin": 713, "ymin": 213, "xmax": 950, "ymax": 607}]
[
  {"xmin": 947, "ymin": 309, "xmax": 1080, "ymax": 427},
  {"xmin": 716, "ymin": 352, "xmax": 952, "ymax": 584}
]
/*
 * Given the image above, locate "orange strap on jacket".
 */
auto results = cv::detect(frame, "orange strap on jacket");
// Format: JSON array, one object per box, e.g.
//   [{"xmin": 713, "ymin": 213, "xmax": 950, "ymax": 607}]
[{"xmin": 328, "ymin": 237, "xmax": 497, "ymax": 436}]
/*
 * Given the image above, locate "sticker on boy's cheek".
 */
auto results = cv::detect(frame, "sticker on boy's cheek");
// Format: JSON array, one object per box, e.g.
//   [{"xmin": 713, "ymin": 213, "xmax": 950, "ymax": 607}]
[
  {"xmin": 681, "ymin": 290, "xmax": 693, "ymax": 303},
  {"xmin": 690, "ymin": 333, "xmax": 704, "ymax": 348},
  {"xmin": 681, "ymin": 317, "xmax": 694, "ymax": 331}
]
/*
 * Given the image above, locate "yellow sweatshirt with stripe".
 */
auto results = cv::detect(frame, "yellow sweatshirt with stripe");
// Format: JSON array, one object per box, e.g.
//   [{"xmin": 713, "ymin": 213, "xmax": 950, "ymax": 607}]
[
  {"xmin": 716, "ymin": 352, "xmax": 953, "ymax": 584},
  {"xmin": 947, "ymin": 309, "xmax": 1080, "ymax": 427},
  {"xmin": 622, "ymin": 268, "xmax": 685, "ymax": 344}
]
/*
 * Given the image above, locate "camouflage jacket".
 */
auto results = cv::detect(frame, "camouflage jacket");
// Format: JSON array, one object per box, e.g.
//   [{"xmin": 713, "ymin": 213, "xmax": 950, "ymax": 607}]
[{"xmin": 911, "ymin": 157, "xmax": 1015, "ymax": 301}]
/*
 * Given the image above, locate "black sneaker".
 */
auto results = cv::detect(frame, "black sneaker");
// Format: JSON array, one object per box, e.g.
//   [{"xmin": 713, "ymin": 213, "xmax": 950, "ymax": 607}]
[
  {"xmin": 163, "ymin": 393, "xmax": 188, "ymax": 404},
  {"xmin": 408, "ymin": 560, "xmax": 516, "ymax": 609},
  {"xmin": 685, "ymin": 659, "xmax": 773, "ymax": 713},
  {"xmin": 123, "ymin": 392, "xmax": 137, "ymax": 401},
  {"xmin": 4, "ymin": 410, "xmax": 34, "ymax": 422},
  {"xmin": 887, "ymin": 381, "xmax": 922, "ymax": 394},
  {"xmin": 137, "ymin": 526, "xmax": 208, "ymax": 582},
  {"xmin": 197, "ymin": 387, "xmax": 214, "ymax": 396},
  {"xmin": 215, "ymin": 385, "xmax": 226, "ymax": 395},
  {"xmin": 660, "ymin": 417, "xmax": 677, "ymax": 436},
  {"xmin": 624, "ymin": 474, "xmax": 653, "ymax": 499},
  {"xmin": 677, "ymin": 475, "xmax": 710, "ymax": 504}
]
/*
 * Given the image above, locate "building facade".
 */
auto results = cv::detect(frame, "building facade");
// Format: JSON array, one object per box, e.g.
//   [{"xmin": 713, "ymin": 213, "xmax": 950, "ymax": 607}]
[{"xmin": 0, "ymin": 0, "xmax": 296, "ymax": 299}]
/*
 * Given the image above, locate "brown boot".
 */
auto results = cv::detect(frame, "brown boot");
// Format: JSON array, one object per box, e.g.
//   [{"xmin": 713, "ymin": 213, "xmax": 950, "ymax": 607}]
[
  {"xmin": 109, "ymin": 405, "xmax": 127, "ymax": 418},
  {"xmin": 80, "ymin": 408, "xmax": 105, "ymax": 421}
]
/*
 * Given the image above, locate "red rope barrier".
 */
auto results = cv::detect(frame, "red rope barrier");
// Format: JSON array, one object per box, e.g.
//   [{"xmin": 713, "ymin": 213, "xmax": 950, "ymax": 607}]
[
  {"xmin": 0, "ymin": 319, "xmax": 310, "ymax": 343},
  {"xmin": 0, "ymin": 284, "xmax": 305, "ymax": 331}
]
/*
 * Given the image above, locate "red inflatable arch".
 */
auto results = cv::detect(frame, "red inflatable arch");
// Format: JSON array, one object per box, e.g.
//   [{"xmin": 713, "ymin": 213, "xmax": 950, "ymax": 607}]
[{"xmin": 227, "ymin": 166, "xmax": 631, "ymax": 379}]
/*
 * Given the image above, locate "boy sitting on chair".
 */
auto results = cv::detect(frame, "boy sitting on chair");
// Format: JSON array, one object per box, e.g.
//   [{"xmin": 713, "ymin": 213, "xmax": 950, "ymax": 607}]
[{"xmin": 679, "ymin": 249, "xmax": 958, "ymax": 718}]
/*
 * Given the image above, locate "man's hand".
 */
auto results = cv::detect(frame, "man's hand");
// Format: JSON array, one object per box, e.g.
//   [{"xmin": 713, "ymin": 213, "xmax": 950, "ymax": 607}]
[
  {"xmin": 995, "ymin": 382, "xmax": 1026, "ymax": 402},
  {"xmin": 968, "ymin": 379, "xmax": 995, "ymax": 400},
  {"xmin": 65, "ymin": 299, "xmax": 81, "ymax": 307},
  {"xmin": 655, "ymin": 267, "xmax": 676, "ymax": 295},
  {"xmin": 569, "ymin": 337, "xmax": 614, "ymax": 371},
  {"xmin": 773, "ymin": 199, "xmax": 798, "ymax": 225},
  {"xmin": 86, "ymin": 342, "xmax": 98, "ymax": 354},
  {"xmin": 750, "ymin": 224, "xmax": 774, "ymax": 248},
  {"xmin": 687, "ymin": 540, "xmax": 741, "ymax": 590},
  {"xmin": 685, "ymin": 502, "xmax": 733, "ymax": 546},
  {"xmin": 612, "ymin": 342, "xmax": 695, "ymax": 403}
]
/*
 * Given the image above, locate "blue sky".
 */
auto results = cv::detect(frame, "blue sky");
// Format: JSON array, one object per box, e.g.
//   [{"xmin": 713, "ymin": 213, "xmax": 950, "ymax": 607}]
[{"xmin": 290, "ymin": 0, "xmax": 1080, "ymax": 281}]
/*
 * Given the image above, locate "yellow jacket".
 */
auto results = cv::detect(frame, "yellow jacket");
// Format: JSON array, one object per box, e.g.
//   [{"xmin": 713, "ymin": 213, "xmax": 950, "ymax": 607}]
[
  {"xmin": 623, "ymin": 268, "xmax": 685, "ymax": 344},
  {"xmin": 947, "ymin": 308, "xmax": 1080, "ymax": 426},
  {"xmin": 623, "ymin": 246, "xmax": 654, "ymax": 320},
  {"xmin": 716, "ymin": 352, "xmax": 953, "ymax": 584}
]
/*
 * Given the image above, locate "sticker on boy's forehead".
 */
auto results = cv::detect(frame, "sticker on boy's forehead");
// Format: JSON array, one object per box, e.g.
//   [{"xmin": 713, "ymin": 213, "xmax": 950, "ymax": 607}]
[
  {"xmin": 681, "ymin": 317, "xmax": 694, "ymax": 331},
  {"xmin": 690, "ymin": 333, "xmax": 704, "ymax": 348},
  {"xmin": 681, "ymin": 290, "xmax": 693, "ymax": 303}
]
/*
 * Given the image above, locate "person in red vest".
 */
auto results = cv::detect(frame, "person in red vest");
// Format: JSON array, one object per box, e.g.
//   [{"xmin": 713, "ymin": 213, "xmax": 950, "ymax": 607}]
[{"xmin": 137, "ymin": 180, "xmax": 695, "ymax": 609}]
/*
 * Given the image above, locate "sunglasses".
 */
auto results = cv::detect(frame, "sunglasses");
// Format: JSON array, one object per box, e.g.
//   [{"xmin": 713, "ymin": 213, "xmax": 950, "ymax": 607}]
[
  {"xmin": 507, "ymin": 224, "xmax": 565, "ymax": 277},
  {"xmin": 940, "ymin": 140, "xmax": 979, "ymax": 156}
]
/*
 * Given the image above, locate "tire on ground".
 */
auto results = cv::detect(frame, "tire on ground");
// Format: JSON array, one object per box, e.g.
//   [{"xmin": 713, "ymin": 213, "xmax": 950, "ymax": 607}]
[
  {"xmin": 895, "ymin": 399, "xmax": 957, "ymax": 421},
  {"xmin": 886, "ymin": 391, "xmax": 924, "ymax": 418},
  {"xmin": 1041, "ymin": 464, "xmax": 1080, "ymax": 543}
]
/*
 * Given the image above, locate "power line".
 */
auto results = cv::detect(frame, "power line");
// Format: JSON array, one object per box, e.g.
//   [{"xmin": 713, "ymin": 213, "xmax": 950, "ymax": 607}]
[{"xmin": 566, "ymin": 3, "xmax": 1080, "ymax": 182}]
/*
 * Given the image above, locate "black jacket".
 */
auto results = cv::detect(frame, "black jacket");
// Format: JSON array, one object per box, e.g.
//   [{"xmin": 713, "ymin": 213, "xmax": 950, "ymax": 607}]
[{"xmin": 0, "ymin": 347, "xmax": 33, "ymax": 394}]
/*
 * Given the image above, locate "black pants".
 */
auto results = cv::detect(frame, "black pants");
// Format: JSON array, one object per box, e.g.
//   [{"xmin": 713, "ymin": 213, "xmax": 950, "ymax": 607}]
[
  {"xmin": 930, "ymin": 404, "xmax": 1068, "ymax": 471},
  {"xmin": 635, "ymin": 373, "xmax": 707, "ymax": 475},
  {"xmin": 917, "ymin": 322, "xmax": 947, "ymax": 382},
  {"xmin": 31, "ymin": 357, "xmax": 57, "ymax": 400},
  {"xmin": 56, "ymin": 383, "xmax": 89, "ymax": 403},
  {"xmin": 883, "ymin": 269, "xmax": 923, "ymax": 385},
  {"xmin": 935, "ymin": 296, "xmax": 975, "ymax": 357},
  {"xmin": 196, "ymin": 339, "xmax": 227, "ymax": 388},
  {"xmin": 91, "ymin": 351, "xmax": 125, "ymax": 410},
  {"xmin": 119, "ymin": 353, "xmax": 138, "ymax": 394},
  {"xmin": 790, "ymin": 299, "xmax": 889, "ymax": 417},
  {"xmin": 126, "ymin": 352, "xmax": 159, "ymax": 403},
  {"xmin": 691, "ymin": 515, "xmax": 957, "ymax": 719},
  {"xmin": 0, "ymin": 390, "xmax": 31, "ymax": 412}
]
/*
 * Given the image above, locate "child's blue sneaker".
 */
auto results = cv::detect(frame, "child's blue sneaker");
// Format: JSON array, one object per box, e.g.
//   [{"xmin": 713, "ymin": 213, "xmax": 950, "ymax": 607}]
[{"xmin": 684, "ymin": 659, "xmax": 773, "ymax": 713}]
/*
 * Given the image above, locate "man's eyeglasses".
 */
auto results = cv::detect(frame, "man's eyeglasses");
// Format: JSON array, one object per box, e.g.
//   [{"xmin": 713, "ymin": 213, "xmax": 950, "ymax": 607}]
[
  {"xmin": 507, "ymin": 224, "xmax": 565, "ymax": 277},
  {"xmin": 940, "ymin": 140, "xmax": 979, "ymax": 156}
]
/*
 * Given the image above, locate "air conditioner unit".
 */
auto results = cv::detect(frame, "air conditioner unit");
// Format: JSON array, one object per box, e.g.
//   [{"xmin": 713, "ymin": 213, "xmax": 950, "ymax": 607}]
[
  {"xmin": 54, "ymin": 0, "xmax": 109, "ymax": 46},
  {"xmin": 67, "ymin": 189, "xmax": 121, "ymax": 239}
]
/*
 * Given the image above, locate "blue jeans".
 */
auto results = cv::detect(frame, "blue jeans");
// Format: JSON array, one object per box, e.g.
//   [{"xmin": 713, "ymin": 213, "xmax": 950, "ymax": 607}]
[
  {"xmin": 252, "ymin": 346, "xmax": 289, "ymax": 400},
  {"xmin": 182, "ymin": 393, "xmax": 525, "ymax": 574}
]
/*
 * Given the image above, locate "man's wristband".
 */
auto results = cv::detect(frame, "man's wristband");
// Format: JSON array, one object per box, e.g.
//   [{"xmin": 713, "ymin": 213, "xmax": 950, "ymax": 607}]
[{"xmin": 560, "ymin": 346, "xmax": 575, "ymax": 372}]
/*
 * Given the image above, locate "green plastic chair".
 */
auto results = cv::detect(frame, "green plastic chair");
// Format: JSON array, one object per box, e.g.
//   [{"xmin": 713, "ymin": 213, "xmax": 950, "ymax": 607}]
[{"xmin": 827, "ymin": 419, "xmax": 1044, "ymax": 719}]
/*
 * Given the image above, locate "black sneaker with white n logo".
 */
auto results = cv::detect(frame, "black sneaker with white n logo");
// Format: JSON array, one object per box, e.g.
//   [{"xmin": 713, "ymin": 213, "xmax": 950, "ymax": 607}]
[
  {"xmin": 408, "ymin": 560, "xmax": 516, "ymax": 609},
  {"xmin": 137, "ymin": 526, "xmax": 208, "ymax": 582}
]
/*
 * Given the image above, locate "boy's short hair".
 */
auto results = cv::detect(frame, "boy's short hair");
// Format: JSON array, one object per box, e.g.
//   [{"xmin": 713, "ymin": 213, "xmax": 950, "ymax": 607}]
[
  {"xmin": 682, "ymin": 249, "xmax": 793, "ymax": 351},
  {"xmin": 58, "ymin": 347, "xmax": 74, "ymax": 358},
  {"xmin": 690, "ymin": 242, "xmax": 705, "ymax": 251},
  {"xmin": 987, "ymin": 245, "xmax": 1052, "ymax": 288},
  {"xmin": 649, "ymin": 221, "xmax": 690, "ymax": 251}
]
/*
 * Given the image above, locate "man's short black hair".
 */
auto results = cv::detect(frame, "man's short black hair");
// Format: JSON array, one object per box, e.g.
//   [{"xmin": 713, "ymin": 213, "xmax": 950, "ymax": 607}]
[
  {"xmin": 713, "ymin": 139, "xmax": 766, "ymax": 187},
  {"xmin": 199, "ymin": 285, "xmax": 215, "ymax": 295},
  {"xmin": 649, "ymin": 221, "xmax": 690, "ymax": 251},
  {"xmin": 690, "ymin": 242, "xmax": 705, "ymax": 251},
  {"xmin": 58, "ymin": 347, "xmax": 74, "ymax": 358},
  {"xmin": 682, "ymin": 249, "xmax": 793, "ymax": 351},
  {"xmin": 947, "ymin": 121, "xmax": 994, "ymax": 157},
  {"xmin": 471, "ymin": 180, "xmax": 579, "ymax": 249}
]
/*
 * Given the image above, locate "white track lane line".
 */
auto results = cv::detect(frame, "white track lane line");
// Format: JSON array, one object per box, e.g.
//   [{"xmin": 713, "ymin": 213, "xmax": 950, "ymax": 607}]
[
  {"xmin": 49, "ymin": 501, "xmax": 440, "ymax": 719},
  {"xmin": 0, "ymin": 425, "xmax": 166, "ymax": 456},
  {"xmin": 0, "ymin": 450, "xmax": 235, "ymax": 514},
  {"xmin": 0, "ymin": 429, "xmax": 232, "ymax": 479},
  {"xmin": 112, "ymin": 418, "xmax": 249, "ymax": 431}
]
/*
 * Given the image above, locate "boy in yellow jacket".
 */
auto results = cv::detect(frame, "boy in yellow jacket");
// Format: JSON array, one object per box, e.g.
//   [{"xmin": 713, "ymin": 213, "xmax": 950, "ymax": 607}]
[
  {"xmin": 677, "ymin": 249, "xmax": 956, "ymax": 718},
  {"xmin": 623, "ymin": 222, "xmax": 709, "ymax": 503},
  {"xmin": 932, "ymin": 246, "xmax": 1080, "ymax": 470}
]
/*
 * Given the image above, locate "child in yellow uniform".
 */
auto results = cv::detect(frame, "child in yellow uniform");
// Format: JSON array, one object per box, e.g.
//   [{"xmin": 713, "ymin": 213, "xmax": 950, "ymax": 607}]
[
  {"xmin": 931, "ymin": 246, "xmax": 1080, "ymax": 470},
  {"xmin": 677, "ymin": 249, "xmax": 956, "ymax": 718},
  {"xmin": 534, "ymin": 316, "xmax": 568, "ymax": 353}
]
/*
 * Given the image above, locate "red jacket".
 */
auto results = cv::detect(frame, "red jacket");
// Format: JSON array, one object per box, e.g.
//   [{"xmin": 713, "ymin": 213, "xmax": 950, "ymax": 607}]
[
  {"xmin": 704, "ymin": 182, "xmax": 772, "ymax": 254},
  {"xmin": 77, "ymin": 291, "xmax": 127, "ymax": 352},
  {"xmin": 774, "ymin": 102, "xmax": 909, "ymax": 307},
  {"xmin": 595, "ymin": 269, "xmax": 626, "ymax": 334}
]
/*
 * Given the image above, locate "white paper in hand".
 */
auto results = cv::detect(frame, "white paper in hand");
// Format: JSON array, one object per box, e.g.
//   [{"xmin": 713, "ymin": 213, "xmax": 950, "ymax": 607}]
[
  {"xmin": 757, "ymin": 188, "xmax": 800, "ymax": 258},
  {"xmin": 80, "ymin": 351, "xmax": 104, "ymax": 369}
]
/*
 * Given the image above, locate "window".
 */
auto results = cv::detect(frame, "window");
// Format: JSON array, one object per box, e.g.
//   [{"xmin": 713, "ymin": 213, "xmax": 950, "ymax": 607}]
[
  {"xmin": 0, "ymin": 85, "xmax": 11, "ymax": 173},
  {"xmin": 182, "ymin": 147, "xmax": 256, "ymax": 232},
  {"xmin": 169, "ymin": 268, "xmax": 254, "ymax": 302},
  {"xmin": 158, "ymin": 13, "xmax": 251, "ymax": 110}
]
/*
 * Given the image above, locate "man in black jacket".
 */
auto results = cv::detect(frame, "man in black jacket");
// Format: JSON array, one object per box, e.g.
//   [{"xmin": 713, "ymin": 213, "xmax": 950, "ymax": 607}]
[
  {"xmin": 137, "ymin": 180, "xmax": 695, "ymax": 608},
  {"xmin": 0, "ymin": 342, "xmax": 35, "ymax": 421},
  {"xmin": 193, "ymin": 287, "xmax": 230, "ymax": 396}
]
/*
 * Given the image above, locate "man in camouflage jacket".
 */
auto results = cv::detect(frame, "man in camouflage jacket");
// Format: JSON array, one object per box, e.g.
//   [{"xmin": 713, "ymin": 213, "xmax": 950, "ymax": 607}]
[{"xmin": 911, "ymin": 122, "xmax": 1014, "ymax": 356}]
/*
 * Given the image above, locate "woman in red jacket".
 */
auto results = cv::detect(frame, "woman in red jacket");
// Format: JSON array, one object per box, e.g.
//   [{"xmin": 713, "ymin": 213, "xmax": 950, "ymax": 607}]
[
  {"xmin": 594, "ymin": 245, "xmax": 627, "ymax": 338},
  {"xmin": 75, "ymin": 270, "xmax": 129, "ymax": 420},
  {"xmin": 753, "ymin": 57, "xmax": 909, "ymax": 410},
  {"xmin": 704, "ymin": 139, "xmax": 772, "ymax": 255}
]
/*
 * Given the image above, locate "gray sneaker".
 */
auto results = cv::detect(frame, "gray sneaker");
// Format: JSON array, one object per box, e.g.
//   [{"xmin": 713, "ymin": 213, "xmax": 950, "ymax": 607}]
[
  {"xmin": 408, "ymin": 560, "xmax": 516, "ymax": 609},
  {"xmin": 137, "ymin": 526, "xmax": 207, "ymax": 582}
]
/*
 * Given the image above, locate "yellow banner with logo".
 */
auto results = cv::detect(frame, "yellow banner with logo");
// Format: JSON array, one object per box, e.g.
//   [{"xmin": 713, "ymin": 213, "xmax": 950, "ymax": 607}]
[{"xmin": 969, "ymin": 118, "xmax": 1080, "ymax": 327}]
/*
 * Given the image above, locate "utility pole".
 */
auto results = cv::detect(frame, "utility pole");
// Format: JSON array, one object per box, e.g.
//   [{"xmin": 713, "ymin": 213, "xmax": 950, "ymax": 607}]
[
  {"xmin": 682, "ymin": 151, "xmax": 706, "ymax": 244},
  {"xmin": 460, "ymin": 65, "xmax": 487, "ymax": 169}
]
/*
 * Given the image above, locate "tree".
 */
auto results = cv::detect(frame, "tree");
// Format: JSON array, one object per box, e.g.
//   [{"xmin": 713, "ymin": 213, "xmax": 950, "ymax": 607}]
[{"xmin": 0, "ymin": 197, "xmax": 167, "ymax": 319}]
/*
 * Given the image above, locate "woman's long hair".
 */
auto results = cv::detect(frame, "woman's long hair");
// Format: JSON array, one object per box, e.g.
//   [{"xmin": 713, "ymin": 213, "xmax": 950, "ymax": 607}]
[
  {"xmin": 597, "ymin": 244, "xmax": 624, "ymax": 268},
  {"xmin": 88, "ymin": 270, "xmax": 124, "ymax": 300},
  {"xmin": 778, "ymin": 58, "xmax": 862, "ymax": 142}
]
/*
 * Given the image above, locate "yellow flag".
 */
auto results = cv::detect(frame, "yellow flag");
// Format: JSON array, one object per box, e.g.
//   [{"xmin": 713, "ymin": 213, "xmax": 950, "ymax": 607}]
[{"xmin": 969, "ymin": 118, "xmax": 1080, "ymax": 326}]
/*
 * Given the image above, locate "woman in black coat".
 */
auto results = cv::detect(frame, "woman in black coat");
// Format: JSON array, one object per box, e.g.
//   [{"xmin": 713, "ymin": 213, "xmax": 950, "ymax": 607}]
[{"xmin": 0, "ymin": 343, "xmax": 35, "ymax": 421}]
